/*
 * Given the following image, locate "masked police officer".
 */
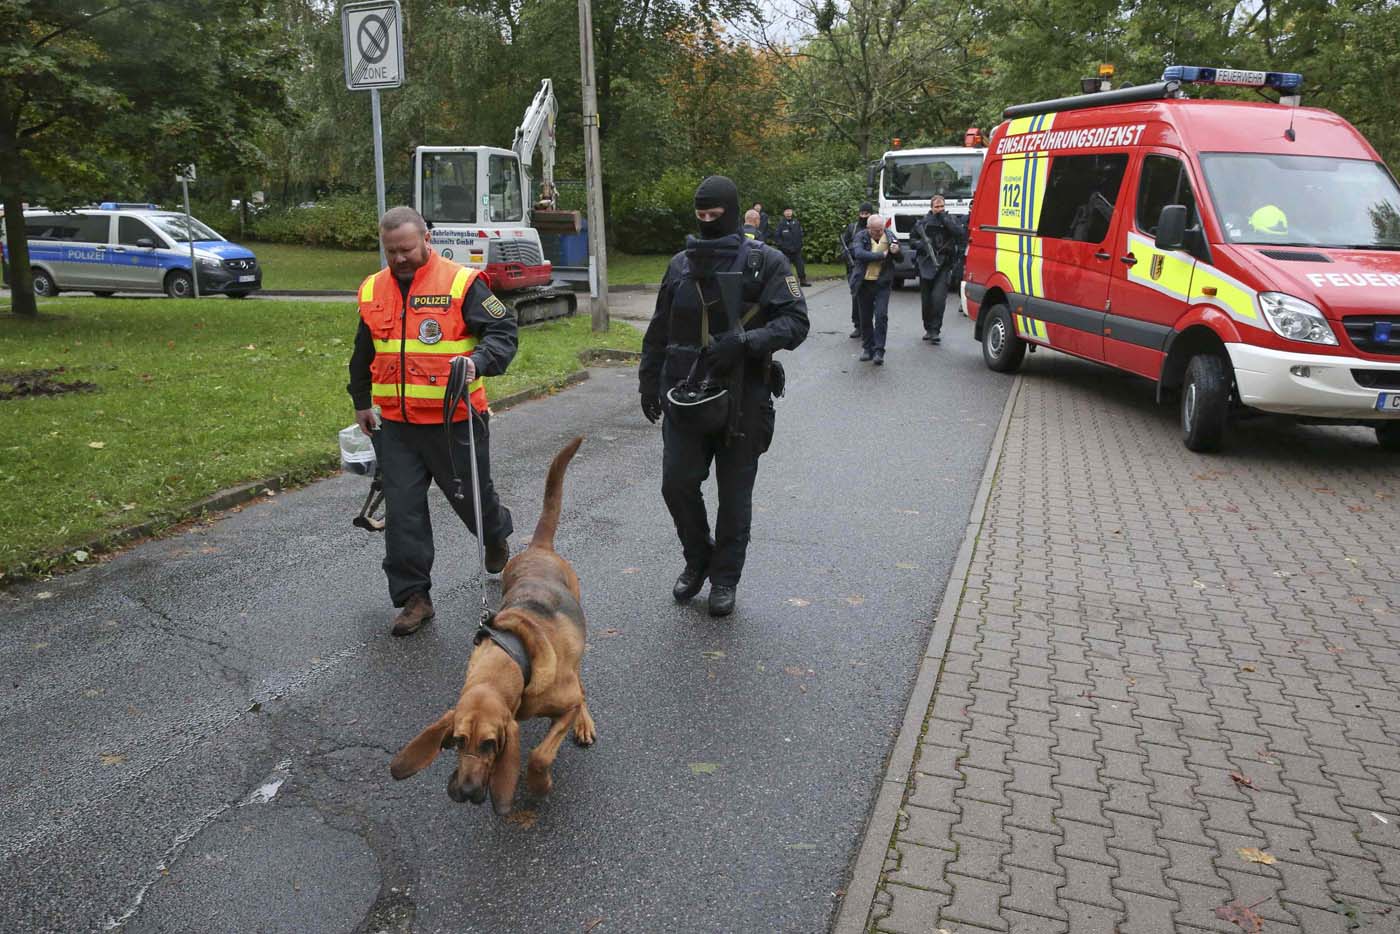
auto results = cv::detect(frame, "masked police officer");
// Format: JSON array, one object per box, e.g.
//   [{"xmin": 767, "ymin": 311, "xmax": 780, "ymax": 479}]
[
  {"xmin": 639, "ymin": 176, "xmax": 810, "ymax": 617},
  {"xmin": 348, "ymin": 206, "xmax": 518, "ymax": 637}
]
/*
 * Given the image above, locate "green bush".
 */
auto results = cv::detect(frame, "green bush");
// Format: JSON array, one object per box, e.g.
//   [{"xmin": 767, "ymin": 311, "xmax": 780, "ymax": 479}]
[
  {"xmin": 610, "ymin": 167, "xmax": 702, "ymax": 252},
  {"xmin": 784, "ymin": 172, "xmax": 867, "ymax": 264},
  {"xmin": 249, "ymin": 194, "xmax": 379, "ymax": 250}
]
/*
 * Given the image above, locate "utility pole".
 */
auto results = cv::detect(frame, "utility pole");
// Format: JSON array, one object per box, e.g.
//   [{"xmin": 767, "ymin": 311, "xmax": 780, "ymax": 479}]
[{"xmin": 578, "ymin": 0, "xmax": 609, "ymax": 331}]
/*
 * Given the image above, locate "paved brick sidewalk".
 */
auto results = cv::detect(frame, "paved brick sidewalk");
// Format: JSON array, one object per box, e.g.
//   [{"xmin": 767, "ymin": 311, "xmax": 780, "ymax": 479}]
[{"xmin": 864, "ymin": 356, "xmax": 1400, "ymax": 933}]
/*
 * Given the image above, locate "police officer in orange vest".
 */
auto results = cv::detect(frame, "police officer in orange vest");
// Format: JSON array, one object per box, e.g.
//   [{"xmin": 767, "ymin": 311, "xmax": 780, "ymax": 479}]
[{"xmin": 348, "ymin": 207, "xmax": 518, "ymax": 636}]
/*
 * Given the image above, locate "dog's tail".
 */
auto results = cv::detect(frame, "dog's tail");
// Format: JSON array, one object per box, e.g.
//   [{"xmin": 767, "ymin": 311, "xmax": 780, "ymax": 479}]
[{"xmin": 531, "ymin": 436, "xmax": 583, "ymax": 550}]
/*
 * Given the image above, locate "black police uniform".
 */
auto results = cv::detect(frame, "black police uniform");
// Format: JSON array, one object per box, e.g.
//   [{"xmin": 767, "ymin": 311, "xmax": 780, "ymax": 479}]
[
  {"xmin": 773, "ymin": 217, "xmax": 808, "ymax": 285},
  {"xmin": 840, "ymin": 208, "xmax": 872, "ymax": 333},
  {"xmin": 910, "ymin": 210, "xmax": 966, "ymax": 341},
  {"xmin": 639, "ymin": 183, "xmax": 808, "ymax": 609},
  {"xmin": 347, "ymin": 271, "xmax": 517, "ymax": 608}
]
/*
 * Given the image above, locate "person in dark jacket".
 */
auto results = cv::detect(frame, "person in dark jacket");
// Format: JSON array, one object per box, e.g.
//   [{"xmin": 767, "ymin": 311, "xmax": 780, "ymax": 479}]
[
  {"xmin": 773, "ymin": 208, "xmax": 811, "ymax": 286},
  {"xmin": 840, "ymin": 202, "xmax": 873, "ymax": 338},
  {"xmin": 742, "ymin": 209, "xmax": 766, "ymax": 242},
  {"xmin": 752, "ymin": 202, "xmax": 771, "ymax": 240},
  {"xmin": 909, "ymin": 195, "xmax": 966, "ymax": 344},
  {"xmin": 849, "ymin": 214, "xmax": 900, "ymax": 365},
  {"xmin": 638, "ymin": 176, "xmax": 810, "ymax": 617}
]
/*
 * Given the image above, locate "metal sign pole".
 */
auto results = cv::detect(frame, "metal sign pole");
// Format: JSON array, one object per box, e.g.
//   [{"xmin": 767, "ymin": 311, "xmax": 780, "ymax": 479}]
[
  {"xmin": 578, "ymin": 0, "xmax": 609, "ymax": 331},
  {"xmin": 371, "ymin": 87, "xmax": 388, "ymax": 269},
  {"xmin": 182, "ymin": 176, "xmax": 200, "ymax": 298}
]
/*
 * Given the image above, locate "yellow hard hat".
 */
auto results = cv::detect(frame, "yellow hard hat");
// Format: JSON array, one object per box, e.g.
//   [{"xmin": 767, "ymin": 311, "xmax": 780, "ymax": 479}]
[{"xmin": 1249, "ymin": 204, "xmax": 1288, "ymax": 235}]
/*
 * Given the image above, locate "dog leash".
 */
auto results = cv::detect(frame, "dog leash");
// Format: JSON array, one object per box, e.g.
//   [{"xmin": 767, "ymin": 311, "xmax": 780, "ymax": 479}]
[{"xmin": 445, "ymin": 356, "xmax": 494, "ymax": 626}]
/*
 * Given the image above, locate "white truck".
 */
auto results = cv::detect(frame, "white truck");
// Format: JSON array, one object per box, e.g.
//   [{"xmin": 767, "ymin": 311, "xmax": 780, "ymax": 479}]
[
  {"xmin": 866, "ymin": 143, "xmax": 987, "ymax": 285},
  {"xmin": 412, "ymin": 79, "xmax": 578, "ymax": 322}
]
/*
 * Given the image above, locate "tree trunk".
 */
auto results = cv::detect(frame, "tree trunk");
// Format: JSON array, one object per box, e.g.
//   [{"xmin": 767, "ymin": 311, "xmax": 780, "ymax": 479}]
[{"xmin": 2, "ymin": 187, "xmax": 36, "ymax": 318}]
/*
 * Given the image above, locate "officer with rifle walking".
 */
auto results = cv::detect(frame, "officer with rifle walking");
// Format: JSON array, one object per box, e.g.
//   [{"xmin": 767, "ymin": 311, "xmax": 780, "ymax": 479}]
[{"xmin": 639, "ymin": 176, "xmax": 810, "ymax": 617}]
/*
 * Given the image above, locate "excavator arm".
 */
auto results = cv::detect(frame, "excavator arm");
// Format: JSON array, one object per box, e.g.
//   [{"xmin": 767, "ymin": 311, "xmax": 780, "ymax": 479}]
[{"xmin": 513, "ymin": 79, "xmax": 558, "ymax": 211}]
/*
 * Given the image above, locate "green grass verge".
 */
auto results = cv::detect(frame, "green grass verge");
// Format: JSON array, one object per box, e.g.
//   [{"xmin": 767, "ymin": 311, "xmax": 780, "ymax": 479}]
[
  {"xmin": 251, "ymin": 242, "xmax": 382, "ymax": 291},
  {"xmin": 0, "ymin": 298, "xmax": 640, "ymax": 577},
  {"xmin": 245, "ymin": 243, "xmax": 846, "ymax": 292}
]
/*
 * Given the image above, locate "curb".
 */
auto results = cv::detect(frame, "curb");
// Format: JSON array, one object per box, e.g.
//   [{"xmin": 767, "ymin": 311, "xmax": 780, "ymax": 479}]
[
  {"xmin": 259, "ymin": 288, "xmax": 355, "ymax": 297},
  {"xmin": 831, "ymin": 374, "xmax": 1023, "ymax": 934},
  {"xmin": 1, "ymin": 349, "xmax": 641, "ymax": 587}
]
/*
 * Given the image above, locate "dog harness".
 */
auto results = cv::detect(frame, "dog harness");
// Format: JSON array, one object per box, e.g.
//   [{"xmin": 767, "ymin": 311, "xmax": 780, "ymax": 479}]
[{"xmin": 474, "ymin": 621, "xmax": 532, "ymax": 686}]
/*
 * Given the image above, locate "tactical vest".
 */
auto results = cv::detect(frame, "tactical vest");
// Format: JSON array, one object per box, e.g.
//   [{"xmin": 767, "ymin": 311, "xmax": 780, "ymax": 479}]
[
  {"xmin": 358, "ymin": 252, "xmax": 487, "ymax": 423},
  {"xmin": 662, "ymin": 242, "xmax": 769, "ymax": 388}
]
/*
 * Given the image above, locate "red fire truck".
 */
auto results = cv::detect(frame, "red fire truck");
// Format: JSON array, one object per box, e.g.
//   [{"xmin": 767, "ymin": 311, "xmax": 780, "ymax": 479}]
[{"xmin": 963, "ymin": 66, "xmax": 1400, "ymax": 451}]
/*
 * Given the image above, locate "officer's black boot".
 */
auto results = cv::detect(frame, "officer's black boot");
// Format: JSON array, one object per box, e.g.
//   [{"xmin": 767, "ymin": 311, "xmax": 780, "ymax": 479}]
[
  {"xmin": 673, "ymin": 565, "xmax": 707, "ymax": 602},
  {"xmin": 708, "ymin": 585, "xmax": 737, "ymax": 617}
]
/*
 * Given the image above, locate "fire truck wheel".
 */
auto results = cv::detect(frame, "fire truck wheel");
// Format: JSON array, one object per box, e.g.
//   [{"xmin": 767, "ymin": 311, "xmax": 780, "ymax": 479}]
[
  {"xmin": 1376, "ymin": 422, "xmax": 1400, "ymax": 452},
  {"xmin": 1181, "ymin": 353, "xmax": 1230, "ymax": 452},
  {"xmin": 981, "ymin": 303, "xmax": 1025, "ymax": 373}
]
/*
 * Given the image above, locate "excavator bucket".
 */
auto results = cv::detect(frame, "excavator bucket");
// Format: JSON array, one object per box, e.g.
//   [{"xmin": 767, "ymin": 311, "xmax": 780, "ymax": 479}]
[{"xmin": 532, "ymin": 209, "xmax": 582, "ymax": 235}]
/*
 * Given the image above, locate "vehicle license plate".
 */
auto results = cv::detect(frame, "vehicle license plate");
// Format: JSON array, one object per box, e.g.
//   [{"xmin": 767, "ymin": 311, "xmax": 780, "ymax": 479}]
[
  {"xmin": 238, "ymin": 275, "xmax": 256, "ymax": 283},
  {"xmin": 1377, "ymin": 392, "xmax": 1400, "ymax": 412}
]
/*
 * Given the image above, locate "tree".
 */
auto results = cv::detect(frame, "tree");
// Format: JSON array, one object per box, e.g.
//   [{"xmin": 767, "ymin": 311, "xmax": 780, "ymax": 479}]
[{"xmin": 0, "ymin": 0, "xmax": 291, "ymax": 317}]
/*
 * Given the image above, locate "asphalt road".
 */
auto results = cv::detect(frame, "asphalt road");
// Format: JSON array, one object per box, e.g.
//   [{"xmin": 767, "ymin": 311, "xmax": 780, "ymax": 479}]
[{"xmin": 0, "ymin": 282, "xmax": 1013, "ymax": 934}]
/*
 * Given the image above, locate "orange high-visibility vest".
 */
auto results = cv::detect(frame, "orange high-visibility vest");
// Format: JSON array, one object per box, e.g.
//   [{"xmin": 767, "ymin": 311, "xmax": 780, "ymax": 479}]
[{"xmin": 358, "ymin": 252, "xmax": 488, "ymax": 423}]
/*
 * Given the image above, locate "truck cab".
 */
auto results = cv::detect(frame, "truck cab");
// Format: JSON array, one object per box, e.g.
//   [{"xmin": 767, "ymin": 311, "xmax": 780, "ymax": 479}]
[{"xmin": 412, "ymin": 145, "xmax": 552, "ymax": 291}]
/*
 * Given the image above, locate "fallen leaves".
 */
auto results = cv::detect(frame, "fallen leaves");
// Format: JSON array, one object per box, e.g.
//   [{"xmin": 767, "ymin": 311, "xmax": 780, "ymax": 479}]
[
  {"xmin": 581, "ymin": 919, "xmax": 605, "ymax": 933},
  {"xmin": 894, "ymin": 562, "xmax": 919, "ymax": 570},
  {"xmin": 87, "ymin": 441, "xmax": 106, "ymax": 449},
  {"xmin": 1230, "ymin": 771, "xmax": 1256, "ymax": 791},
  {"xmin": 701, "ymin": 650, "xmax": 726, "ymax": 659},
  {"xmin": 843, "ymin": 595, "xmax": 865, "ymax": 607},
  {"xmin": 1237, "ymin": 847, "xmax": 1276, "ymax": 865},
  {"xmin": 621, "ymin": 567, "xmax": 639, "ymax": 574},
  {"xmin": 688, "ymin": 762, "xmax": 719, "ymax": 775},
  {"xmin": 785, "ymin": 598, "xmax": 810, "ymax": 607},
  {"xmin": 99, "ymin": 753, "xmax": 126, "ymax": 766},
  {"xmin": 598, "ymin": 628, "xmax": 622, "ymax": 638},
  {"xmin": 1214, "ymin": 898, "xmax": 1268, "ymax": 932},
  {"xmin": 504, "ymin": 809, "xmax": 538, "ymax": 828}
]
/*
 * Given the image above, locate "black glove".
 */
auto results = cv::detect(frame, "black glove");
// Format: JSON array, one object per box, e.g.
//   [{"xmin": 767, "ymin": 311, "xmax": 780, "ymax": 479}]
[
  {"xmin": 641, "ymin": 395, "xmax": 663, "ymax": 424},
  {"xmin": 707, "ymin": 331, "xmax": 747, "ymax": 374}
]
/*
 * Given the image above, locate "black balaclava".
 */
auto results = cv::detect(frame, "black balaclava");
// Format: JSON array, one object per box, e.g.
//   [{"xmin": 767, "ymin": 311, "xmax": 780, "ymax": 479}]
[{"xmin": 694, "ymin": 175, "xmax": 741, "ymax": 239}]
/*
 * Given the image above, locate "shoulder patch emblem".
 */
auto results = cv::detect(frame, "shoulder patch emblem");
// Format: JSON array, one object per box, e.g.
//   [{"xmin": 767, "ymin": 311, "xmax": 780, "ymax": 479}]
[
  {"xmin": 786, "ymin": 275, "xmax": 802, "ymax": 298},
  {"xmin": 418, "ymin": 318, "xmax": 443, "ymax": 344},
  {"xmin": 483, "ymin": 294, "xmax": 510, "ymax": 319}
]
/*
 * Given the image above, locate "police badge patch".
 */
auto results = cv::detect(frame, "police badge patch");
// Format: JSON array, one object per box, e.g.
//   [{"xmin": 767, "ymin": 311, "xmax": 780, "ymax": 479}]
[
  {"xmin": 785, "ymin": 275, "xmax": 802, "ymax": 298},
  {"xmin": 483, "ymin": 295, "xmax": 510, "ymax": 319},
  {"xmin": 418, "ymin": 318, "xmax": 443, "ymax": 344}
]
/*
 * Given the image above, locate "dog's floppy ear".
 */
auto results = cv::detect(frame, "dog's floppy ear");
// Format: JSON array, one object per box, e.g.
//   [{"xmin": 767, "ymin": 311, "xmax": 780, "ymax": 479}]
[
  {"xmin": 389, "ymin": 710, "xmax": 455, "ymax": 780},
  {"xmin": 488, "ymin": 719, "xmax": 521, "ymax": 816},
  {"xmin": 494, "ymin": 616, "xmax": 557, "ymax": 699}
]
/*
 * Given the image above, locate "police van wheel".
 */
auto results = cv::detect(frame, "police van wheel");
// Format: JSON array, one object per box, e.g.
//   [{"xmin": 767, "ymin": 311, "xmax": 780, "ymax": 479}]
[
  {"xmin": 165, "ymin": 271, "xmax": 194, "ymax": 299},
  {"xmin": 31, "ymin": 268, "xmax": 57, "ymax": 298},
  {"xmin": 1376, "ymin": 422, "xmax": 1400, "ymax": 452},
  {"xmin": 981, "ymin": 303, "xmax": 1025, "ymax": 373},
  {"xmin": 1181, "ymin": 354, "xmax": 1230, "ymax": 452}
]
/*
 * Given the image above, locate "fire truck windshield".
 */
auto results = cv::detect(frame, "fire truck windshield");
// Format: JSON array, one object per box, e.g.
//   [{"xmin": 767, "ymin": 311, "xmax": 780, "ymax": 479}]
[
  {"xmin": 883, "ymin": 154, "xmax": 981, "ymax": 201},
  {"xmin": 1200, "ymin": 153, "xmax": 1400, "ymax": 250}
]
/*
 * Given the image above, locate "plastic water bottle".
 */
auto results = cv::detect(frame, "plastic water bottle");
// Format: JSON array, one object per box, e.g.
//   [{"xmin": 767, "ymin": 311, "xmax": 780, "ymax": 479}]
[{"xmin": 339, "ymin": 423, "xmax": 377, "ymax": 475}]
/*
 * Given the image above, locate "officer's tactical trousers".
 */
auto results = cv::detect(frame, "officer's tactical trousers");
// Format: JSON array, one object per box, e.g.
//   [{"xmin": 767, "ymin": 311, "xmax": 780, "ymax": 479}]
[
  {"xmin": 376, "ymin": 416, "xmax": 514, "ymax": 607},
  {"xmin": 660, "ymin": 381, "xmax": 776, "ymax": 587}
]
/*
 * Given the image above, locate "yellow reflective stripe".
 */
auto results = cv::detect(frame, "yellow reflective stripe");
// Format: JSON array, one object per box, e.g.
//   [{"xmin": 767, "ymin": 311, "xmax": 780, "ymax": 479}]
[
  {"xmin": 373, "ymin": 339, "xmax": 475, "ymax": 354},
  {"xmin": 371, "ymin": 379, "xmax": 483, "ymax": 400},
  {"xmin": 996, "ymin": 232, "xmax": 1022, "ymax": 290},
  {"xmin": 359, "ymin": 276, "xmax": 376, "ymax": 302},
  {"xmin": 1125, "ymin": 232, "xmax": 1193, "ymax": 300},
  {"xmin": 449, "ymin": 267, "xmax": 473, "ymax": 300},
  {"xmin": 1190, "ymin": 265, "xmax": 1260, "ymax": 322}
]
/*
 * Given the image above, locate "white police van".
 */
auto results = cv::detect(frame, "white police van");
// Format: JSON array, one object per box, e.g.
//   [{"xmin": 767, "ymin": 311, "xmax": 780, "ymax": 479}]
[{"xmin": 16, "ymin": 203, "xmax": 261, "ymax": 298}]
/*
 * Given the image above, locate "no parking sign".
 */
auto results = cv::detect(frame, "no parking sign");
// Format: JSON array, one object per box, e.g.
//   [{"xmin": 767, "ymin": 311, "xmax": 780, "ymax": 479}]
[{"xmin": 341, "ymin": 0, "xmax": 404, "ymax": 91}]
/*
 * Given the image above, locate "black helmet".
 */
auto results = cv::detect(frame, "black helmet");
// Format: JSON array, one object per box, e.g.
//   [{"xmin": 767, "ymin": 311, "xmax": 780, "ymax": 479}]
[{"xmin": 664, "ymin": 382, "xmax": 730, "ymax": 435}]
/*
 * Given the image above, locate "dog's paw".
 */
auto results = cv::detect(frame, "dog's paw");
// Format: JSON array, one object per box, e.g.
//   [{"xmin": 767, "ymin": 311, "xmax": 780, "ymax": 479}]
[
  {"xmin": 525, "ymin": 766, "xmax": 553, "ymax": 797},
  {"xmin": 573, "ymin": 711, "xmax": 597, "ymax": 747}
]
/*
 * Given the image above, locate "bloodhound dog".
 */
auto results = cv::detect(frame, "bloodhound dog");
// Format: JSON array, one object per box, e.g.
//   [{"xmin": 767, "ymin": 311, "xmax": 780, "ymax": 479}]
[{"xmin": 389, "ymin": 437, "xmax": 595, "ymax": 813}]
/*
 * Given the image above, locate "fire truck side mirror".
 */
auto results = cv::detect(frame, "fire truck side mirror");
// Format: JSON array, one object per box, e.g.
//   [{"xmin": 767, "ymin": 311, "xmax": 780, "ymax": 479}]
[{"xmin": 1155, "ymin": 205, "xmax": 1188, "ymax": 251}]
